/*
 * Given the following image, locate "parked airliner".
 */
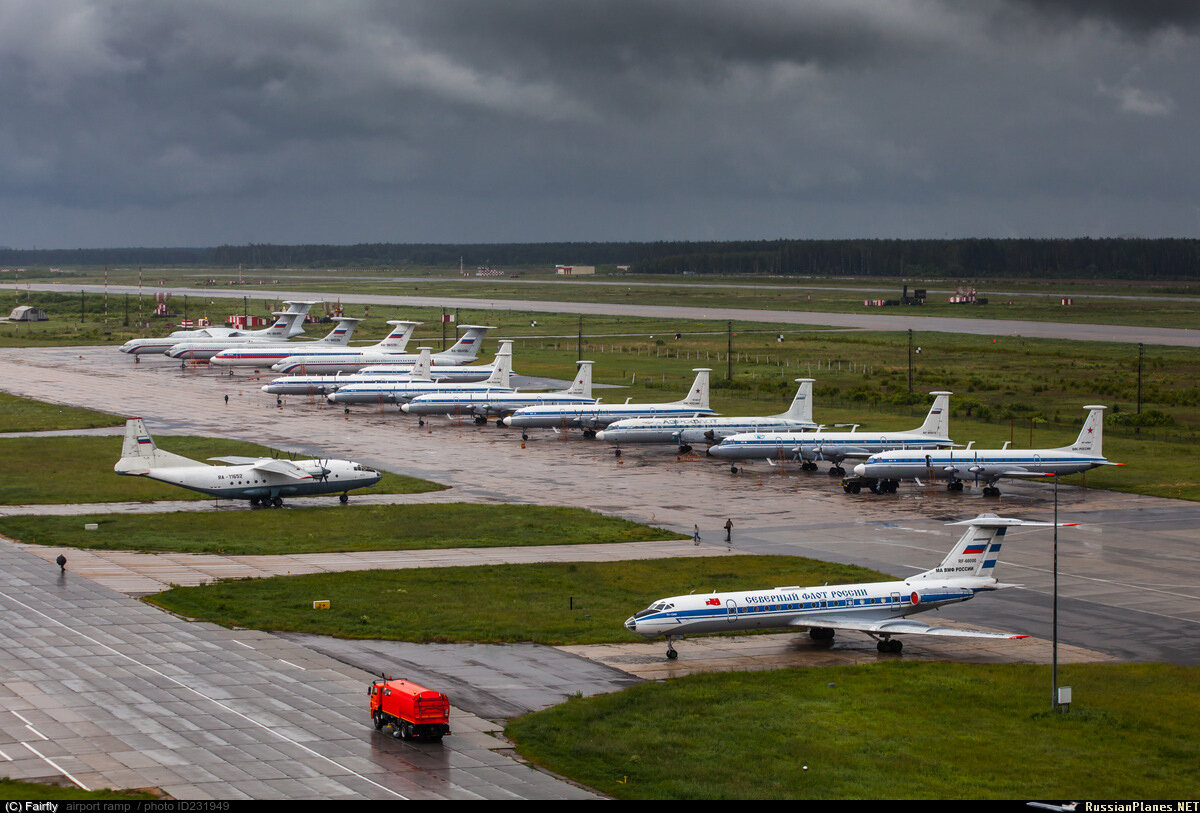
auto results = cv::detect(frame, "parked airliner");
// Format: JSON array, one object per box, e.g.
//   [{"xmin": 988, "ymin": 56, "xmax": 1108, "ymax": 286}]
[
  {"xmin": 845, "ymin": 405, "xmax": 1116, "ymax": 496},
  {"xmin": 200, "ymin": 318, "xmax": 365, "ymax": 366},
  {"xmin": 168, "ymin": 317, "xmax": 362, "ymax": 361},
  {"xmin": 271, "ymin": 324, "xmax": 493, "ymax": 374},
  {"xmin": 595, "ymin": 378, "xmax": 816, "ymax": 451},
  {"xmin": 626, "ymin": 514, "xmax": 1059, "ymax": 658},
  {"xmin": 706, "ymin": 391, "xmax": 953, "ymax": 474},
  {"xmin": 118, "ymin": 301, "xmax": 315, "ymax": 356},
  {"xmin": 502, "ymin": 368, "xmax": 716, "ymax": 438},
  {"xmin": 113, "ymin": 418, "xmax": 381, "ymax": 507},
  {"xmin": 401, "ymin": 360, "xmax": 596, "ymax": 424},
  {"xmin": 327, "ymin": 341, "xmax": 513, "ymax": 406}
]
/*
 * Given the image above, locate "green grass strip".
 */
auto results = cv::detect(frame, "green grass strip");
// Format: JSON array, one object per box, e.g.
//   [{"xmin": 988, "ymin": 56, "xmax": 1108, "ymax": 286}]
[
  {"xmin": 507, "ymin": 662, "xmax": 1200, "ymax": 799},
  {"xmin": 0, "ymin": 435, "xmax": 443, "ymax": 504},
  {"xmin": 0, "ymin": 503, "xmax": 683, "ymax": 555},
  {"xmin": 0, "ymin": 391, "xmax": 124, "ymax": 432},
  {"xmin": 146, "ymin": 557, "xmax": 887, "ymax": 643}
]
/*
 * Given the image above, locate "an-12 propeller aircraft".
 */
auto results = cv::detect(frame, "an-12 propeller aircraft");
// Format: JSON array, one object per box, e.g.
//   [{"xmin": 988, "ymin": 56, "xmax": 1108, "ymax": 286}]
[{"xmin": 114, "ymin": 418, "xmax": 381, "ymax": 507}]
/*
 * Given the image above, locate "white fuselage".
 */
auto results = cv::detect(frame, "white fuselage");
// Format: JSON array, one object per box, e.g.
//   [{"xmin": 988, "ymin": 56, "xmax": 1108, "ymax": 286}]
[
  {"xmin": 262, "ymin": 366, "xmax": 494, "ymax": 396},
  {"xmin": 626, "ymin": 578, "xmax": 980, "ymax": 639},
  {"xmin": 503, "ymin": 403, "xmax": 717, "ymax": 430},
  {"xmin": 273, "ymin": 349, "xmax": 475, "ymax": 374},
  {"xmin": 707, "ymin": 430, "xmax": 953, "ymax": 463},
  {"xmin": 401, "ymin": 391, "xmax": 597, "ymax": 417},
  {"xmin": 328, "ymin": 381, "xmax": 512, "ymax": 406},
  {"xmin": 853, "ymin": 448, "xmax": 1108, "ymax": 484},
  {"xmin": 597, "ymin": 416, "xmax": 817, "ymax": 446},
  {"xmin": 140, "ymin": 459, "xmax": 381, "ymax": 500}
]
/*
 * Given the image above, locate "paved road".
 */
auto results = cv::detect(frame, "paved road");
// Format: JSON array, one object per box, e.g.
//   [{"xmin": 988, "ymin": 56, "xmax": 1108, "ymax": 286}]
[{"xmin": 6, "ymin": 282, "xmax": 1199, "ymax": 345}]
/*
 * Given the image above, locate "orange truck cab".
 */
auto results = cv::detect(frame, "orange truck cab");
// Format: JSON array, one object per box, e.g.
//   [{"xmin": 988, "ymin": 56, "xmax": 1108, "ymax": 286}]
[{"xmin": 369, "ymin": 679, "xmax": 451, "ymax": 741}]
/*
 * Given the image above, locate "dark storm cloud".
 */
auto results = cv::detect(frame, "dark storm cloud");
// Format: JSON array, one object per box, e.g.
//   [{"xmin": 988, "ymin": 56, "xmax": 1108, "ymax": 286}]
[
  {"xmin": 0, "ymin": 1, "xmax": 1196, "ymax": 247},
  {"xmin": 1002, "ymin": 0, "xmax": 1200, "ymax": 33}
]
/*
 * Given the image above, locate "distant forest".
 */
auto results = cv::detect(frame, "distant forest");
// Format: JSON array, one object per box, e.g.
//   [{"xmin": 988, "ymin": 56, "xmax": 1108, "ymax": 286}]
[{"xmin": 2, "ymin": 238, "xmax": 1199, "ymax": 280}]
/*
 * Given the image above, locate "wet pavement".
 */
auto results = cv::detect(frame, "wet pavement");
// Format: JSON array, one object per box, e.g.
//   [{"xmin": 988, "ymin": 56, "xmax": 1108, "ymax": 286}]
[{"xmin": 0, "ymin": 345, "xmax": 1198, "ymax": 798}]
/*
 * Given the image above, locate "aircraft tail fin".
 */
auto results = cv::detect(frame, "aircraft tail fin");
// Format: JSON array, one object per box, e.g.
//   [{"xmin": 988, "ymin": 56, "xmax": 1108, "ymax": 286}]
[
  {"xmin": 564, "ymin": 360, "xmax": 593, "ymax": 398},
  {"xmin": 377, "ymin": 320, "xmax": 422, "ymax": 350},
  {"xmin": 319, "ymin": 317, "xmax": 362, "ymax": 346},
  {"xmin": 263, "ymin": 311, "xmax": 306, "ymax": 339},
  {"xmin": 440, "ymin": 325, "xmax": 493, "ymax": 363},
  {"xmin": 677, "ymin": 368, "xmax": 711, "ymax": 411},
  {"xmin": 1064, "ymin": 405, "xmax": 1106, "ymax": 456},
  {"xmin": 114, "ymin": 418, "xmax": 197, "ymax": 474},
  {"xmin": 913, "ymin": 515, "xmax": 1057, "ymax": 582},
  {"xmin": 409, "ymin": 347, "xmax": 433, "ymax": 381},
  {"xmin": 484, "ymin": 341, "xmax": 514, "ymax": 388},
  {"xmin": 915, "ymin": 391, "xmax": 952, "ymax": 437},
  {"xmin": 776, "ymin": 378, "xmax": 814, "ymax": 423},
  {"xmin": 279, "ymin": 301, "xmax": 317, "ymax": 337}
]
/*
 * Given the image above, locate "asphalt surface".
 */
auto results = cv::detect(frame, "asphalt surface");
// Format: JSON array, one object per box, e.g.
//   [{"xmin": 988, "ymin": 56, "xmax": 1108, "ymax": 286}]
[{"xmin": 0, "ymin": 344, "xmax": 1197, "ymax": 799}]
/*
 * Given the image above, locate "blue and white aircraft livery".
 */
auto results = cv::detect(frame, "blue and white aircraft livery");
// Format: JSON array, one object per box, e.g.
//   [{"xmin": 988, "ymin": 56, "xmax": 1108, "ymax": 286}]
[
  {"xmin": 502, "ymin": 368, "xmax": 716, "ymax": 437},
  {"xmin": 114, "ymin": 418, "xmax": 381, "ymax": 508},
  {"xmin": 626, "ymin": 514, "xmax": 1061, "ymax": 658},
  {"xmin": 168, "ymin": 316, "xmax": 362, "ymax": 361},
  {"xmin": 328, "ymin": 341, "xmax": 514, "ymax": 406},
  {"xmin": 846, "ymin": 405, "xmax": 1117, "ymax": 496},
  {"xmin": 118, "ymin": 301, "xmax": 316, "ymax": 356},
  {"xmin": 706, "ymin": 391, "xmax": 953, "ymax": 474},
  {"xmin": 595, "ymin": 378, "xmax": 816, "ymax": 450},
  {"xmin": 271, "ymin": 324, "xmax": 492, "ymax": 374},
  {"xmin": 401, "ymin": 359, "xmax": 595, "ymax": 423}
]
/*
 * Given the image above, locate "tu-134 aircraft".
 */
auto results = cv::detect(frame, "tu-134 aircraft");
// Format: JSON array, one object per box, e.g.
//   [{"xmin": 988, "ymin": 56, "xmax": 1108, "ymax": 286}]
[
  {"xmin": 626, "ymin": 514, "xmax": 1063, "ymax": 659},
  {"xmin": 114, "ymin": 419, "xmax": 381, "ymax": 508},
  {"xmin": 168, "ymin": 316, "xmax": 362, "ymax": 361},
  {"xmin": 271, "ymin": 324, "xmax": 493, "ymax": 374},
  {"xmin": 400, "ymin": 360, "xmax": 596, "ymax": 425},
  {"xmin": 118, "ymin": 301, "xmax": 316, "ymax": 356},
  {"xmin": 844, "ymin": 405, "xmax": 1118, "ymax": 496},
  {"xmin": 327, "ymin": 341, "xmax": 514, "ymax": 406}
]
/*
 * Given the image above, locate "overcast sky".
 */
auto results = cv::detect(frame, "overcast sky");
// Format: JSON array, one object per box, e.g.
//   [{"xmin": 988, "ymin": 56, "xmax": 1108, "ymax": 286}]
[{"xmin": 1, "ymin": 0, "xmax": 1197, "ymax": 248}]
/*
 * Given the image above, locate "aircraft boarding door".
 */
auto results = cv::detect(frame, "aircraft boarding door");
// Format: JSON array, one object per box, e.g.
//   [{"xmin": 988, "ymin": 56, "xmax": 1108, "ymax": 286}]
[
  {"xmin": 891, "ymin": 592, "xmax": 903, "ymax": 610},
  {"xmin": 726, "ymin": 599, "xmax": 738, "ymax": 623}
]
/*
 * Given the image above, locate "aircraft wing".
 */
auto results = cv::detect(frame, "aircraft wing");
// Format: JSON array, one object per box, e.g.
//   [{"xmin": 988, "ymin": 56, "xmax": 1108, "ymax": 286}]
[
  {"xmin": 990, "ymin": 469, "xmax": 1055, "ymax": 479},
  {"xmin": 249, "ymin": 459, "xmax": 314, "ymax": 480},
  {"xmin": 208, "ymin": 456, "xmax": 264, "ymax": 465},
  {"xmin": 788, "ymin": 615, "xmax": 1027, "ymax": 640}
]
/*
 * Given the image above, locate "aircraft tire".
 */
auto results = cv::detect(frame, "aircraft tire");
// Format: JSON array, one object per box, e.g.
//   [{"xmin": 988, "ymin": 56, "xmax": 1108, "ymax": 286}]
[
  {"xmin": 666, "ymin": 649, "xmax": 678, "ymax": 660},
  {"xmin": 340, "ymin": 494, "xmax": 349, "ymax": 504},
  {"xmin": 271, "ymin": 496, "xmax": 283, "ymax": 508}
]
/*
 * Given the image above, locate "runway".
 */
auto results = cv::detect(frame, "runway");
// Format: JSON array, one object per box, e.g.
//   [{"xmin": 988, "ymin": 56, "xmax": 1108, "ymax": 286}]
[{"xmin": 0, "ymin": 345, "xmax": 1198, "ymax": 798}]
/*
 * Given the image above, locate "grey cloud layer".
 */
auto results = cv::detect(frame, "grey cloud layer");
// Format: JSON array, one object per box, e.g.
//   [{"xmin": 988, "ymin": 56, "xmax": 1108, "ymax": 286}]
[{"xmin": 0, "ymin": 0, "xmax": 1195, "ymax": 247}]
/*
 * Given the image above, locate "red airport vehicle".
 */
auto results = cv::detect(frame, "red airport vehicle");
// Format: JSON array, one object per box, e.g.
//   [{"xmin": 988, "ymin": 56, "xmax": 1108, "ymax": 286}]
[{"xmin": 368, "ymin": 678, "xmax": 451, "ymax": 741}]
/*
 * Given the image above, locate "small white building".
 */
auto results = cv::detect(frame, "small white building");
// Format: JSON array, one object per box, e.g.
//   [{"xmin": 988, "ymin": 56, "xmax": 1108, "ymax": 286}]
[{"xmin": 555, "ymin": 265, "xmax": 596, "ymax": 275}]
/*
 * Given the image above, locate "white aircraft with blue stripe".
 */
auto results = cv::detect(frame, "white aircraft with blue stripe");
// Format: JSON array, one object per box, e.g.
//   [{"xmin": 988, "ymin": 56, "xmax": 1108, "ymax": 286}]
[
  {"xmin": 271, "ymin": 324, "xmax": 493, "ymax": 374},
  {"xmin": 169, "ymin": 316, "xmax": 362, "ymax": 361},
  {"xmin": 328, "ymin": 341, "xmax": 514, "ymax": 406},
  {"xmin": 114, "ymin": 419, "xmax": 381, "ymax": 508},
  {"xmin": 260, "ymin": 358, "xmax": 498, "ymax": 397},
  {"xmin": 594, "ymin": 378, "xmax": 816, "ymax": 451},
  {"xmin": 626, "ymin": 514, "xmax": 1059, "ymax": 658},
  {"xmin": 400, "ymin": 360, "xmax": 596, "ymax": 425},
  {"xmin": 118, "ymin": 301, "xmax": 316, "ymax": 355},
  {"xmin": 502, "ymin": 368, "xmax": 716, "ymax": 437},
  {"xmin": 846, "ymin": 405, "xmax": 1117, "ymax": 496},
  {"xmin": 706, "ymin": 391, "xmax": 952, "ymax": 475}
]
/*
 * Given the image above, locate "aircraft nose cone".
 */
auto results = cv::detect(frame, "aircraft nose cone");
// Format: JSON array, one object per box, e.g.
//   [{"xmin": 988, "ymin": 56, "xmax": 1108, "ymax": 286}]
[
  {"xmin": 326, "ymin": 394, "xmax": 337, "ymax": 403},
  {"xmin": 624, "ymin": 616, "xmax": 637, "ymax": 632},
  {"xmin": 853, "ymin": 463, "xmax": 866, "ymax": 477},
  {"xmin": 594, "ymin": 431, "xmax": 606, "ymax": 441},
  {"xmin": 399, "ymin": 404, "xmax": 410, "ymax": 413},
  {"xmin": 502, "ymin": 417, "xmax": 512, "ymax": 427}
]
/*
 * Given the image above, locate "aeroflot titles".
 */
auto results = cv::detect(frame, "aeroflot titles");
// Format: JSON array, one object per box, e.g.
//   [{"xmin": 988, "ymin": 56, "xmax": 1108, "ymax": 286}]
[{"xmin": 745, "ymin": 588, "xmax": 869, "ymax": 604}]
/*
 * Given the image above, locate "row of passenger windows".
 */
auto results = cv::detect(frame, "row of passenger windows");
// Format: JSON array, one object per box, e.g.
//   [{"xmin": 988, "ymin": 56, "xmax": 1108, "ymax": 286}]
[{"xmin": 735, "ymin": 597, "xmax": 893, "ymax": 613}]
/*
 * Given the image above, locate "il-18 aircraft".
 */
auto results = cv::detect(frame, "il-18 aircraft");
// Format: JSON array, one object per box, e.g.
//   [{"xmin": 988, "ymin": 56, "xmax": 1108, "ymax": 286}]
[
  {"xmin": 260, "ymin": 356, "xmax": 500, "ymax": 397},
  {"xmin": 113, "ymin": 418, "xmax": 381, "ymax": 507},
  {"xmin": 327, "ymin": 341, "xmax": 514, "ymax": 406},
  {"xmin": 271, "ymin": 324, "xmax": 493, "ymax": 374},
  {"xmin": 845, "ymin": 405, "xmax": 1117, "ymax": 496},
  {"xmin": 401, "ymin": 360, "xmax": 596, "ymax": 424},
  {"xmin": 626, "ymin": 514, "xmax": 1059, "ymax": 658},
  {"xmin": 706, "ymin": 391, "xmax": 953, "ymax": 474},
  {"xmin": 502, "ymin": 368, "xmax": 716, "ymax": 438},
  {"xmin": 595, "ymin": 378, "xmax": 816, "ymax": 451},
  {"xmin": 118, "ymin": 301, "xmax": 316, "ymax": 356},
  {"xmin": 168, "ymin": 316, "xmax": 362, "ymax": 361}
]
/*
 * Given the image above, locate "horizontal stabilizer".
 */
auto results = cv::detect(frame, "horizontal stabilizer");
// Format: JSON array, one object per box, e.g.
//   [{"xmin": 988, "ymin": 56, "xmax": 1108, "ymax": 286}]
[{"xmin": 788, "ymin": 615, "xmax": 1026, "ymax": 639}]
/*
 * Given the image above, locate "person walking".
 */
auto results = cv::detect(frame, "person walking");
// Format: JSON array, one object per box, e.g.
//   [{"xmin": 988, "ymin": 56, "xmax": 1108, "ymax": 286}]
[
  {"xmin": 693, "ymin": 524, "xmax": 701, "ymax": 545},
  {"xmin": 724, "ymin": 518, "xmax": 733, "ymax": 542}
]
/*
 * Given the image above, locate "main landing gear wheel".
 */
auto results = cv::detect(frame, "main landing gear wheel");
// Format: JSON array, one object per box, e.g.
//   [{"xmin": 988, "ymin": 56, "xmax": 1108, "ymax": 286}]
[
  {"xmin": 474, "ymin": 415, "xmax": 487, "ymax": 425},
  {"xmin": 340, "ymin": 493, "xmax": 349, "ymax": 504},
  {"xmin": 666, "ymin": 644, "xmax": 678, "ymax": 660},
  {"xmin": 582, "ymin": 429, "xmax": 596, "ymax": 439},
  {"xmin": 271, "ymin": 496, "xmax": 283, "ymax": 508},
  {"xmin": 828, "ymin": 466, "xmax": 845, "ymax": 476},
  {"xmin": 730, "ymin": 465, "xmax": 739, "ymax": 474},
  {"xmin": 983, "ymin": 486, "xmax": 1001, "ymax": 497},
  {"xmin": 877, "ymin": 639, "xmax": 903, "ymax": 653},
  {"xmin": 808, "ymin": 627, "xmax": 835, "ymax": 641}
]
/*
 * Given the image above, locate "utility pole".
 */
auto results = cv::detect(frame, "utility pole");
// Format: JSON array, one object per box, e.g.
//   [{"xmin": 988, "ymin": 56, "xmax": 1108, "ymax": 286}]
[
  {"xmin": 907, "ymin": 329, "xmax": 913, "ymax": 393},
  {"xmin": 1137, "ymin": 343, "xmax": 1144, "ymax": 414},
  {"xmin": 577, "ymin": 315, "xmax": 583, "ymax": 361},
  {"xmin": 727, "ymin": 321, "xmax": 733, "ymax": 381}
]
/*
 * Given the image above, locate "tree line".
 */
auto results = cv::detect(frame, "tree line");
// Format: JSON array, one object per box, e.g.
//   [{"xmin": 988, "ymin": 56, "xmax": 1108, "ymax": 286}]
[{"xmin": 2, "ymin": 238, "xmax": 1198, "ymax": 279}]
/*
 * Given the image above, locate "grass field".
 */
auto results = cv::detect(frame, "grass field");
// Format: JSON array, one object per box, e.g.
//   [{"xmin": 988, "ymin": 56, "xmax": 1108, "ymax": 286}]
[
  {"xmin": 0, "ymin": 391, "xmax": 124, "ymax": 432},
  {"xmin": 0, "ymin": 435, "xmax": 443, "ymax": 504},
  {"xmin": 0, "ymin": 778, "xmax": 161, "ymax": 801},
  {"xmin": 505, "ymin": 662, "xmax": 1198, "ymax": 799},
  {"xmin": 0, "ymin": 503, "xmax": 684, "ymax": 555},
  {"xmin": 147, "ymin": 556, "xmax": 885, "ymax": 643}
]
